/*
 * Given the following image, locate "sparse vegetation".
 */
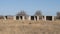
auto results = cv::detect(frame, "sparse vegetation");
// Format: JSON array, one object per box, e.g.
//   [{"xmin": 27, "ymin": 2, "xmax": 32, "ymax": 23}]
[
  {"xmin": 0, "ymin": 20, "xmax": 60, "ymax": 34},
  {"xmin": 16, "ymin": 10, "xmax": 28, "ymax": 16},
  {"xmin": 56, "ymin": 11, "xmax": 60, "ymax": 19},
  {"xmin": 34, "ymin": 10, "xmax": 42, "ymax": 16}
]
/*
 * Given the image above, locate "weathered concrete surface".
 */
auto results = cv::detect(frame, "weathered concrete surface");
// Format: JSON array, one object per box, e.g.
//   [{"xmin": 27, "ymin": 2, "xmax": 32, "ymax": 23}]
[{"xmin": 0, "ymin": 20, "xmax": 60, "ymax": 34}]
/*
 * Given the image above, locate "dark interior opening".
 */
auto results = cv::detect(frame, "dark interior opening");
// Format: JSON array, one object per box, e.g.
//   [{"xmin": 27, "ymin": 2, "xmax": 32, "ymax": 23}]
[
  {"xmin": 16, "ymin": 16, "xmax": 19, "ymax": 20},
  {"xmin": 20, "ymin": 16, "xmax": 22, "ymax": 20},
  {"xmin": 46, "ymin": 16, "xmax": 52, "ymax": 20},
  {"xmin": 5, "ymin": 16, "xmax": 7, "ymax": 19},
  {"xmin": 43, "ymin": 16, "xmax": 44, "ymax": 18},
  {"xmin": 35, "ymin": 16, "xmax": 37, "ymax": 20},
  {"xmin": 31, "ymin": 16, "xmax": 34, "ymax": 20}
]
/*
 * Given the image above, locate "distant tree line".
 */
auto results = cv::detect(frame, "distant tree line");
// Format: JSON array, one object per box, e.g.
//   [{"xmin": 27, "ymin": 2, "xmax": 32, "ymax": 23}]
[
  {"xmin": 56, "ymin": 12, "xmax": 60, "ymax": 19},
  {"xmin": 16, "ymin": 10, "xmax": 42, "ymax": 16},
  {"xmin": 0, "ymin": 10, "xmax": 60, "ymax": 20},
  {"xmin": 16, "ymin": 10, "xmax": 60, "ymax": 19},
  {"xmin": 16, "ymin": 10, "xmax": 28, "ymax": 16}
]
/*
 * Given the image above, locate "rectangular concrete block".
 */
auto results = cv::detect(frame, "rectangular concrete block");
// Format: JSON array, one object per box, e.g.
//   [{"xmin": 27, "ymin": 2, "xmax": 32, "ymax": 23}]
[
  {"xmin": 52, "ymin": 16, "xmax": 54, "ymax": 21},
  {"xmin": 4, "ymin": 16, "xmax": 6, "ymax": 20},
  {"xmin": 14, "ymin": 16, "xmax": 16, "ymax": 20},
  {"xmin": 22, "ymin": 16, "xmax": 25, "ymax": 20},
  {"xmin": 37, "ymin": 16, "xmax": 39, "ymax": 20},
  {"xmin": 44, "ymin": 16, "xmax": 46, "ymax": 21},
  {"xmin": 28, "ymin": 16, "xmax": 31, "ymax": 20}
]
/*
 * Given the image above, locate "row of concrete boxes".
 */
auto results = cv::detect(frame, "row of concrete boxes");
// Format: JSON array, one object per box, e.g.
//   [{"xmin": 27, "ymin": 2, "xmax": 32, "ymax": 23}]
[{"xmin": 0, "ymin": 15, "xmax": 56, "ymax": 21}]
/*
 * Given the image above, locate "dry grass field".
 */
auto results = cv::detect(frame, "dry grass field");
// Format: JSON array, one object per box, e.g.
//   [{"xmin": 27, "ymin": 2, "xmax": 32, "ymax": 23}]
[{"xmin": 0, "ymin": 20, "xmax": 60, "ymax": 34}]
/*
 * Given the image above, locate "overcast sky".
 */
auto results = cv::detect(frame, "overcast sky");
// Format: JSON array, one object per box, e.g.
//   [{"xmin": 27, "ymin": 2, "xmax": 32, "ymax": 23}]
[{"xmin": 0, "ymin": 0, "xmax": 60, "ymax": 16}]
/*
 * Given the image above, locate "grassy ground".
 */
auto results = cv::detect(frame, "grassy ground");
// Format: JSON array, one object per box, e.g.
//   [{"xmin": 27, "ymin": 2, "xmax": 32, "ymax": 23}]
[{"xmin": 0, "ymin": 20, "xmax": 60, "ymax": 34}]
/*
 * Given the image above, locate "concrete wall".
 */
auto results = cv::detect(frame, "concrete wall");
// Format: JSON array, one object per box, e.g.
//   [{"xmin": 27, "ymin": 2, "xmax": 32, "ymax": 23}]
[
  {"xmin": 44, "ymin": 16, "xmax": 54, "ymax": 21},
  {"xmin": 1, "ymin": 16, "xmax": 55, "ymax": 21}
]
